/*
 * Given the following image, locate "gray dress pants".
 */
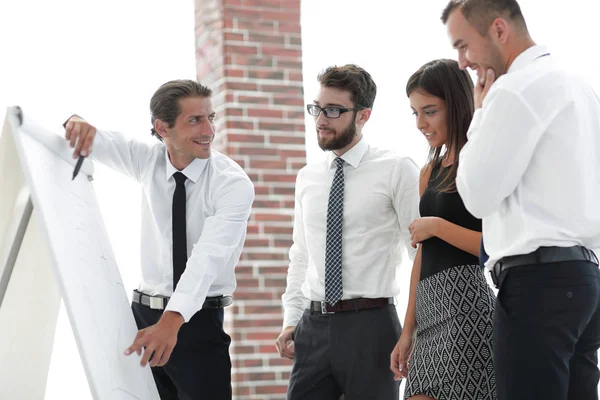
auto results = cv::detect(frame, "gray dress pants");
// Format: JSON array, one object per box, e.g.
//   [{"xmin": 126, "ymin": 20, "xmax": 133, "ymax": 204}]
[{"xmin": 287, "ymin": 304, "xmax": 402, "ymax": 400}]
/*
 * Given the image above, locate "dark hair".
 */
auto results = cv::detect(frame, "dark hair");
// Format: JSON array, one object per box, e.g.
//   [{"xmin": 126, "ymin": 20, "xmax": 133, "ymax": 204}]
[
  {"xmin": 317, "ymin": 64, "xmax": 377, "ymax": 109},
  {"xmin": 406, "ymin": 59, "xmax": 474, "ymax": 193},
  {"xmin": 149, "ymin": 79, "xmax": 212, "ymax": 141},
  {"xmin": 441, "ymin": 0, "xmax": 528, "ymax": 36}
]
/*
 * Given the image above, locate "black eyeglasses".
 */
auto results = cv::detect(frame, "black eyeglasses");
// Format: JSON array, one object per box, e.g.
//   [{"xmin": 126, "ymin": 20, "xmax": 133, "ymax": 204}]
[{"xmin": 306, "ymin": 104, "xmax": 365, "ymax": 119}]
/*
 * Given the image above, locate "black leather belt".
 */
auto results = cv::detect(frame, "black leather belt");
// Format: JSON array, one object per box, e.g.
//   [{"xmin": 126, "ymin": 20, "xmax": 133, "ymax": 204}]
[
  {"xmin": 491, "ymin": 246, "xmax": 598, "ymax": 288},
  {"xmin": 132, "ymin": 290, "xmax": 233, "ymax": 310},
  {"xmin": 310, "ymin": 297, "xmax": 394, "ymax": 314}
]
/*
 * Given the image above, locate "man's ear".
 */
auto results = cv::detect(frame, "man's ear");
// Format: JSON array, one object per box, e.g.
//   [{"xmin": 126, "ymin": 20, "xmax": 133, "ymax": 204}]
[
  {"xmin": 356, "ymin": 108, "xmax": 372, "ymax": 126},
  {"xmin": 154, "ymin": 119, "xmax": 170, "ymax": 140},
  {"xmin": 490, "ymin": 17, "xmax": 509, "ymax": 45}
]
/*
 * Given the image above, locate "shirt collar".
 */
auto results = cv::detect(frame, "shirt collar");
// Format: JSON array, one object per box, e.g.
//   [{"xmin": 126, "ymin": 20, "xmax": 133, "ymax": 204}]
[
  {"xmin": 164, "ymin": 148, "xmax": 208, "ymax": 183},
  {"xmin": 327, "ymin": 137, "xmax": 369, "ymax": 169},
  {"xmin": 508, "ymin": 44, "xmax": 550, "ymax": 74}
]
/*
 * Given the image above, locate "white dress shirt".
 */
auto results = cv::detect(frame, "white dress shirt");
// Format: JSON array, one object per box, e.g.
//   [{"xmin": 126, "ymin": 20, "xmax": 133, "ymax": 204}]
[
  {"xmin": 457, "ymin": 45, "xmax": 600, "ymax": 269},
  {"xmin": 91, "ymin": 130, "xmax": 254, "ymax": 322},
  {"xmin": 282, "ymin": 138, "xmax": 420, "ymax": 327}
]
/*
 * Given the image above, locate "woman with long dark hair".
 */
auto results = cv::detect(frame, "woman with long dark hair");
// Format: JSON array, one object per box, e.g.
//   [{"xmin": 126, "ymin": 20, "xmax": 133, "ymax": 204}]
[{"xmin": 391, "ymin": 59, "xmax": 496, "ymax": 400}]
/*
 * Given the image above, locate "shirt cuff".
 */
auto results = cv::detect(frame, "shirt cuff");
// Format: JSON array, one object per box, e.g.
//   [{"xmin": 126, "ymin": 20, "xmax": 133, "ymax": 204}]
[
  {"xmin": 165, "ymin": 293, "xmax": 203, "ymax": 323},
  {"xmin": 282, "ymin": 313, "xmax": 301, "ymax": 329},
  {"xmin": 62, "ymin": 113, "xmax": 83, "ymax": 128},
  {"xmin": 282, "ymin": 301, "xmax": 308, "ymax": 328}
]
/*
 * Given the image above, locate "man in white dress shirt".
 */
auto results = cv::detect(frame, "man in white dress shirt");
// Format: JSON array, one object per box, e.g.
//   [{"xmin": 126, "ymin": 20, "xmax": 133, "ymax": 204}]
[
  {"xmin": 443, "ymin": 1, "xmax": 600, "ymax": 399},
  {"xmin": 275, "ymin": 64, "xmax": 420, "ymax": 399},
  {"xmin": 64, "ymin": 80, "xmax": 255, "ymax": 400}
]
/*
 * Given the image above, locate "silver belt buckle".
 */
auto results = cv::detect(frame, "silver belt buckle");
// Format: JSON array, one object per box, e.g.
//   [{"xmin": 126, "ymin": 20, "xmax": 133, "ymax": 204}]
[
  {"xmin": 149, "ymin": 296, "xmax": 165, "ymax": 310},
  {"xmin": 320, "ymin": 301, "xmax": 334, "ymax": 314}
]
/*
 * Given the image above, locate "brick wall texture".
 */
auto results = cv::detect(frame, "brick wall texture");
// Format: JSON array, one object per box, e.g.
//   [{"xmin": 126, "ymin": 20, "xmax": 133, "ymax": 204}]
[{"xmin": 194, "ymin": 0, "xmax": 305, "ymax": 398}]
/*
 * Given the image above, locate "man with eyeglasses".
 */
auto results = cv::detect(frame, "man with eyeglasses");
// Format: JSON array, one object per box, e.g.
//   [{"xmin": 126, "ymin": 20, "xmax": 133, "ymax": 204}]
[{"xmin": 275, "ymin": 64, "xmax": 420, "ymax": 399}]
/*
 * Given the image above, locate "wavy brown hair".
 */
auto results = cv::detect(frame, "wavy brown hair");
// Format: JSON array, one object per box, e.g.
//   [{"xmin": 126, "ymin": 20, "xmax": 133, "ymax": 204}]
[
  {"xmin": 406, "ymin": 59, "xmax": 474, "ymax": 192},
  {"xmin": 317, "ymin": 64, "xmax": 377, "ymax": 109}
]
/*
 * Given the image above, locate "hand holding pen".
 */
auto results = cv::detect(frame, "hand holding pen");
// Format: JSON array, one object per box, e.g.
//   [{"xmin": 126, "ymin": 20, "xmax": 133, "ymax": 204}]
[{"xmin": 63, "ymin": 115, "xmax": 96, "ymax": 180}]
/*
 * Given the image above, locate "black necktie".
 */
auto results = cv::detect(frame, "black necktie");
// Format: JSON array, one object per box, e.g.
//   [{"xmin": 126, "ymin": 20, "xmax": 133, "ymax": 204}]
[{"xmin": 172, "ymin": 172, "xmax": 187, "ymax": 290}]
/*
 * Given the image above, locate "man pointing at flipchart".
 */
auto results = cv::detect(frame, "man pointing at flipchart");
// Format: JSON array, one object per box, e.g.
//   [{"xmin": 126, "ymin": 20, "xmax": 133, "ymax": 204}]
[{"xmin": 64, "ymin": 80, "xmax": 254, "ymax": 400}]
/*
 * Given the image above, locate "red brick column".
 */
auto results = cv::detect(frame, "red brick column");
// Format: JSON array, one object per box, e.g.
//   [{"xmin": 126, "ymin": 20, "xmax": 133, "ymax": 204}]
[{"xmin": 194, "ymin": 1, "xmax": 305, "ymax": 398}]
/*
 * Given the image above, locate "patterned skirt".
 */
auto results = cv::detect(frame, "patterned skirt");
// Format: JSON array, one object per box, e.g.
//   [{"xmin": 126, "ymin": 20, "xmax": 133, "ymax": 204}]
[{"xmin": 404, "ymin": 264, "xmax": 497, "ymax": 400}]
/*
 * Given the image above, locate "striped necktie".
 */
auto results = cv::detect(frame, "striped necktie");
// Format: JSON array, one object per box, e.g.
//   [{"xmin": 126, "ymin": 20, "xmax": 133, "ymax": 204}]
[{"xmin": 325, "ymin": 157, "xmax": 345, "ymax": 305}]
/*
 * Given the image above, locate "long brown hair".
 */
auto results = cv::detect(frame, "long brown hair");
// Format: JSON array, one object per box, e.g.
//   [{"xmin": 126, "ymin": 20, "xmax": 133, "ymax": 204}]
[{"xmin": 406, "ymin": 59, "xmax": 474, "ymax": 192}]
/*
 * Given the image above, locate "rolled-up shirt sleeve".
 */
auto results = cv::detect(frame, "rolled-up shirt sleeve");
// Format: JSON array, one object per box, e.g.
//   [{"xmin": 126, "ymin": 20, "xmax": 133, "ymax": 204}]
[
  {"xmin": 165, "ymin": 175, "xmax": 255, "ymax": 322},
  {"xmin": 456, "ymin": 88, "xmax": 546, "ymax": 218}
]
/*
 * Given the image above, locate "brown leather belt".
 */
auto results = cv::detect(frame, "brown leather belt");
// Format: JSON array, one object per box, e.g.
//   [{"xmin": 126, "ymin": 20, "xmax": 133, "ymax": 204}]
[
  {"xmin": 310, "ymin": 297, "xmax": 394, "ymax": 314},
  {"xmin": 132, "ymin": 290, "xmax": 233, "ymax": 310}
]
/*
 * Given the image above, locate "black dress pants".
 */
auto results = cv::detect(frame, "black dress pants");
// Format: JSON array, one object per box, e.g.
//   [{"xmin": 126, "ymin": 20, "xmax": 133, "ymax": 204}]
[
  {"xmin": 494, "ymin": 261, "xmax": 600, "ymax": 400},
  {"xmin": 131, "ymin": 302, "xmax": 232, "ymax": 400}
]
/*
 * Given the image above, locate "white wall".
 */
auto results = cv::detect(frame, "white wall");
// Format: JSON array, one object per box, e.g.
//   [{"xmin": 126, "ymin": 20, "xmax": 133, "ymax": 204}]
[{"xmin": 0, "ymin": 0, "xmax": 599, "ymax": 398}]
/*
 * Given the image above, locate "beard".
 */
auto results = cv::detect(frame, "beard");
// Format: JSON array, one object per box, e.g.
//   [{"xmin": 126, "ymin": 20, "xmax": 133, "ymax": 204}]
[{"xmin": 317, "ymin": 119, "xmax": 357, "ymax": 151}]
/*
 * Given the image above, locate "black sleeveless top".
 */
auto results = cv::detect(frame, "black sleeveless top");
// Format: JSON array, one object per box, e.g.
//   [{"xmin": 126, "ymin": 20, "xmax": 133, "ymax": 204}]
[{"xmin": 419, "ymin": 161, "xmax": 481, "ymax": 281}]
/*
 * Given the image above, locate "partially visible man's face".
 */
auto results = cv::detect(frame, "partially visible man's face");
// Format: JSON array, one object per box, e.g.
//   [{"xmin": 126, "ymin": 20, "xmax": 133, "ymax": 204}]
[
  {"xmin": 313, "ymin": 86, "xmax": 358, "ymax": 151},
  {"xmin": 446, "ymin": 8, "xmax": 507, "ymax": 84}
]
